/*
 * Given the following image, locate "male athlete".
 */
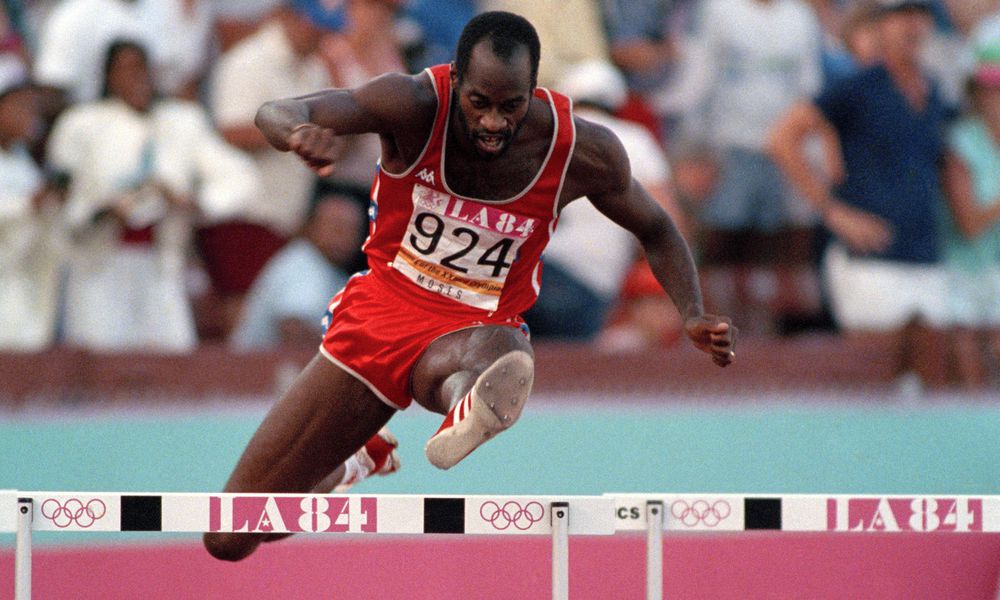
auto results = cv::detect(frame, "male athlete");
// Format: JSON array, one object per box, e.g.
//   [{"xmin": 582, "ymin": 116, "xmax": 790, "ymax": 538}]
[{"xmin": 204, "ymin": 11, "xmax": 736, "ymax": 562}]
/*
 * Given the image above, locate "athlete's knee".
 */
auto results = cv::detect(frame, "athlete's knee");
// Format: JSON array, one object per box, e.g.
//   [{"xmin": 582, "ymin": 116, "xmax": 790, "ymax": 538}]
[{"xmin": 203, "ymin": 531, "xmax": 260, "ymax": 562}]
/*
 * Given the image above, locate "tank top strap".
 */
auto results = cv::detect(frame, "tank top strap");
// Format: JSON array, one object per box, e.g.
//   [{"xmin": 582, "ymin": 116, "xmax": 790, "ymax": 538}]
[
  {"xmin": 531, "ymin": 88, "xmax": 576, "ymax": 204},
  {"xmin": 418, "ymin": 64, "xmax": 453, "ymax": 167}
]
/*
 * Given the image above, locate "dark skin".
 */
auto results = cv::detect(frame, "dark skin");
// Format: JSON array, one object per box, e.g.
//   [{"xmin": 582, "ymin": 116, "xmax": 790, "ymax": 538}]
[{"xmin": 205, "ymin": 40, "xmax": 735, "ymax": 562}]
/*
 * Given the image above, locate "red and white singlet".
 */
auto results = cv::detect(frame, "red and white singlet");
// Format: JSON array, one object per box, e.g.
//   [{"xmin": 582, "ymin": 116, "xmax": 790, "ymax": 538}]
[
  {"xmin": 320, "ymin": 64, "xmax": 575, "ymax": 410},
  {"xmin": 364, "ymin": 63, "xmax": 576, "ymax": 318}
]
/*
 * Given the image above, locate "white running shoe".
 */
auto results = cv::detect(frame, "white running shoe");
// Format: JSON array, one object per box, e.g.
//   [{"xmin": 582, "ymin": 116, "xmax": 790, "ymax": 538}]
[{"xmin": 424, "ymin": 351, "xmax": 533, "ymax": 470}]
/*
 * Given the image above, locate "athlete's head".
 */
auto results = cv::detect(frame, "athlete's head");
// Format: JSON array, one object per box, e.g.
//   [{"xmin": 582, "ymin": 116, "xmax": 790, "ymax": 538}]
[{"xmin": 451, "ymin": 12, "xmax": 540, "ymax": 160}]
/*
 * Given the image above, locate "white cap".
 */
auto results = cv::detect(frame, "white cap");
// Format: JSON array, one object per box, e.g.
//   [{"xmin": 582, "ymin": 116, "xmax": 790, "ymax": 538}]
[{"xmin": 557, "ymin": 60, "xmax": 628, "ymax": 112}]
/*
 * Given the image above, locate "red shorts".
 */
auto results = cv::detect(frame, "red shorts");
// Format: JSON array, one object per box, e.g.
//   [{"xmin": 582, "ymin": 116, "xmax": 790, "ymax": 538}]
[{"xmin": 319, "ymin": 272, "xmax": 529, "ymax": 410}]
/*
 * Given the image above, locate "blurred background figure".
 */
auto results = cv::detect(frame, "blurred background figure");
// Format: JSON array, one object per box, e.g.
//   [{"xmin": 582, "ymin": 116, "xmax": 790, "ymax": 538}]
[
  {"xmin": 0, "ymin": 1, "xmax": 29, "ymax": 64},
  {"xmin": 940, "ymin": 46, "xmax": 1000, "ymax": 388},
  {"xmin": 0, "ymin": 55, "xmax": 64, "ymax": 351},
  {"xmin": 399, "ymin": 0, "xmax": 477, "ymax": 70},
  {"xmin": 921, "ymin": 0, "xmax": 998, "ymax": 110},
  {"xmin": 479, "ymin": 0, "xmax": 610, "ymax": 88},
  {"xmin": 212, "ymin": 0, "xmax": 282, "ymax": 53},
  {"xmin": 662, "ymin": 0, "xmax": 826, "ymax": 335},
  {"xmin": 769, "ymin": 0, "xmax": 954, "ymax": 388},
  {"xmin": 203, "ymin": 0, "xmax": 339, "ymax": 338},
  {"xmin": 33, "ymin": 0, "xmax": 147, "ymax": 104},
  {"xmin": 230, "ymin": 193, "xmax": 365, "ymax": 351},
  {"xmin": 599, "ymin": 0, "xmax": 705, "ymax": 141},
  {"xmin": 46, "ymin": 40, "xmax": 258, "ymax": 353},
  {"xmin": 815, "ymin": 0, "xmax": 882, "ymax": 83},
  {"xmin": 526, "ymin": 60, "xmax": 683, "ymax": 345},
  {"xmin": 318, "ymin": 0, "xmax": 407, "ymax": 201},
  {"xmin": 135, "ymin": 0, "xmax": 216, "ymax": 101}
]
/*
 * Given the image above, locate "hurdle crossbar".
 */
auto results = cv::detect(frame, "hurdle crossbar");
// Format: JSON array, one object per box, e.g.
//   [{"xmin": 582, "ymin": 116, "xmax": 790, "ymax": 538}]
[
  {"xmin": 1, "ymin": 491, "xmax": 615, "ymax": 600},
  {"xmin": 9, "ymin": 491, "xmax": 999, "ymax": 600},
  {"xmin": 609, "ymin": 493, "xmax": 1000, "ymax": 600}
]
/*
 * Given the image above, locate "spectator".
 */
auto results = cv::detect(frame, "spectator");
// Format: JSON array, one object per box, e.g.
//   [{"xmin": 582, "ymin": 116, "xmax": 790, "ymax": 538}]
[
  {"xmin": 212, "ymin": 0, "xmax": 282, "ymax": 52},
  {"xmin": 479, "ymin": 0, "xmax": 610, "ymax": 88},
  {"xmin": 204, "ymin": 0, "xmax": 337, "ymax": 335},
  {"xmin": 319, "ymin": 0, "xmax": 407, "ymax": 196},
  {"xmin": 940, "ymin": 52, "xmax": 1000, "ymax": 387},
  {"xmin": 400, "ymin": 0, "xmax": 477, "ymax": 70},
  {"xmin": 666, "ymin": 0, "xmax": 826, "ymax": 333},
  {"xmin": 0, "ymin": 56, "xmax": 64, "ymax": 351},
  {"xmin": 524, "ymin": 60, "xmax": 681, "ymax": 342},
  {"xmin": 600, "ymin": 0, "xmax": 707, "ymax": 140},
  {"xmin": 768, "ymin": 0, "xmax": 953, "ymax": 388},
  {"xmin": 136, "ymin": 0, "xmax": 216, "ymax": 100},
  {"xmin": 808, "ymin": 0, "xmax": 882, "ymax": 84},
  {"xmin": 1, "ymin": 1, "xmax": 29, "ymax": 63},
  {"xmin": 599, "ymin": 261, "xmax": 685, "ymax": 351},
  {"xmin": 47, "ymin": 40, "xmax": 258, "ymax": 353},
  {"xmin": 922, "ymin": 0, "xmax": 998, "ymax": 109},
  {"xmin": 838, "ymin": 0, "xmax": 883, "ymax": 75},
  {"xmin": 33, "ymin": 0, "xmax": 147, "ymax": 104},
  {"xmin": 230, "ymin": 193, "xmax": 365, "ymax": 351}
]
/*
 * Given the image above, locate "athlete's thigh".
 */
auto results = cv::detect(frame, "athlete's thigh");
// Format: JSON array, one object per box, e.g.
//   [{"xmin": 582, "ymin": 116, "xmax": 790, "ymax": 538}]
[
  {"xmin": 411, "ymin": 324, "xmax": 533, "ymax": 414},
  {"xmin": 222, "ymin": 352, "xmax": 396, "ymax": 494}
]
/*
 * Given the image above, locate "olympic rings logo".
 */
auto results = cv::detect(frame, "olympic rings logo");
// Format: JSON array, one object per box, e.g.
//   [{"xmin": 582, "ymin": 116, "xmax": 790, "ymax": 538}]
[
  {"xmin": 670, "ymin": 500, "xmax": 731, "ymax": 527},
  {"xmin": 41, "ymin": 498, "xmax": 107, "ymax": 528},
  {"xmin": 479, "ymin": 501, "xmax": 545, "ymax": 531}
]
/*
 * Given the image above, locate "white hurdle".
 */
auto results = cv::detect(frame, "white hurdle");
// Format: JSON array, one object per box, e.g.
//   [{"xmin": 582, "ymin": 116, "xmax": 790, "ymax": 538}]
[
  {"xmin": 609, "ymin": 493, "xmax": 1000, "ymax": 600},
  {"xmin": 10, "ymin": 490, "xmax": 1000, "ymax": 599},
  {"xmin": 1, "ymin": 491, "xmax": 615, "ymax": 600}
]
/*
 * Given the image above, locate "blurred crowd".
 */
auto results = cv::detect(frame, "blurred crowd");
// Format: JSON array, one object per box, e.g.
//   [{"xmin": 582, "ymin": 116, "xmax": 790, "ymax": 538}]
[{"xmin": 1, "ymin": 0, "xmax": 999, "ymax": 389}]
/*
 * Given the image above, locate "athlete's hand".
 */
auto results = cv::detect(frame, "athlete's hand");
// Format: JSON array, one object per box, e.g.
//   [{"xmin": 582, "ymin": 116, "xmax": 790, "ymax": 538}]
[
  {"xmin": 685, "ymin": 314, "xmax": 736, "ymax": 368},
  {"xmin": 287, "ymin": 123, "xmax": 344, "ymax": 177}
]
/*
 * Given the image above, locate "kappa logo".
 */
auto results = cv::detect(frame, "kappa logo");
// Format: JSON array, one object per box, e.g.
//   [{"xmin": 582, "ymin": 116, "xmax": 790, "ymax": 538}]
[{"xmin": 416, "ymin": 168, "xmax": 436, "ymax": 185}]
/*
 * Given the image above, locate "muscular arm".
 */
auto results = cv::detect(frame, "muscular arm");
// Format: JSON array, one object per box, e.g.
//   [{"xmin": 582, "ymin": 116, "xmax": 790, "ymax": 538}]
[
  {"xmin": 566, "ymin": 119, "xmax": 735, "ymax": 365},
  {"xmin": 254, "ymin": 71, "xmax": 436, "ymax": 173}
]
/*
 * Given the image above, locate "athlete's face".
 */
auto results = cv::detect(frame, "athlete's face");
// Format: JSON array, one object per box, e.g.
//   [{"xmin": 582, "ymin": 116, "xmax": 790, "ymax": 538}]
[{"xmin": 451, "ymin": 41, "xmax": 533, "ymax": 160}]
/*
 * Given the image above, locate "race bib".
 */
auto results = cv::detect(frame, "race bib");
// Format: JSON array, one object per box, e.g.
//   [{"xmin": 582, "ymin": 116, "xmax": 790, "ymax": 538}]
[{"xmin": 393, "ymin": 184, "xmax": 538, "ymax": 310}]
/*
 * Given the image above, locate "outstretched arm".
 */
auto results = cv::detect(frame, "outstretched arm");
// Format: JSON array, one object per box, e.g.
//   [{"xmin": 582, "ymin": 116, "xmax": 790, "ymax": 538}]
[
  {"xmin": 566, "ymin": 119, "xmax": 736, "ymax": 367},
  {"xmin": 254, "ymin": 71, "xmax": 436, "ymax": 176}
]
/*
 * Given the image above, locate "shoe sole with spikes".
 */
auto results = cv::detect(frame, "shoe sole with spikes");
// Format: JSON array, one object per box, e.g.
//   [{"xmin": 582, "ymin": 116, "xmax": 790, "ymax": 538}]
[{"xmin": 425, "ymin": 350, "xmax": 533, "ymax": 470}]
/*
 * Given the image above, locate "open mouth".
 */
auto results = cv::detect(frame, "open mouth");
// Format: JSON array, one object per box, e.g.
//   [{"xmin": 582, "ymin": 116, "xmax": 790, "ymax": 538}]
[{"xmin": 475, "ymin": 133, "xmax": 507, "ymax": 153}]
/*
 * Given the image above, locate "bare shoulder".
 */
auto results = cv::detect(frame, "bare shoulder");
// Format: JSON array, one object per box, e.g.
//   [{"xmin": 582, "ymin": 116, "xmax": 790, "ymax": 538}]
[
  {"xmin": 564, "ymin": 115, "xmax": 631, "ymax": 201},
  {"xmin": 352, "ymin": 70, "xmax": 438, "ymax": 129},
  {"xmin": 299, "ymin": 69, "xmax": 439, "ymax": 139}
]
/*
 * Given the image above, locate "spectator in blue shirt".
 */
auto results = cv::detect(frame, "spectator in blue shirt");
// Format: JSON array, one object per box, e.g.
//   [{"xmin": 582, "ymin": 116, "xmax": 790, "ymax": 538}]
[{"xmin": 768, "ymin": 0, "xmax": 954, "ymax": 389}]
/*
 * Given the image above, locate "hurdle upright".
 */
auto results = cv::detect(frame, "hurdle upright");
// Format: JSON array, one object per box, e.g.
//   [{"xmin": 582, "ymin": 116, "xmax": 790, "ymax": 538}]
[{"xmin": 2, "ymin": 491, "xmax": 615, "ymax": 600}]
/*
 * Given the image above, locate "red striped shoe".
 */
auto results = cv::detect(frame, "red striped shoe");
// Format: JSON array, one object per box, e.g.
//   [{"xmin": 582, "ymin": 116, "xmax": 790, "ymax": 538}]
[{"xmin": 424, "ymin": 351, "xmax": 533, "ymax": 470}]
